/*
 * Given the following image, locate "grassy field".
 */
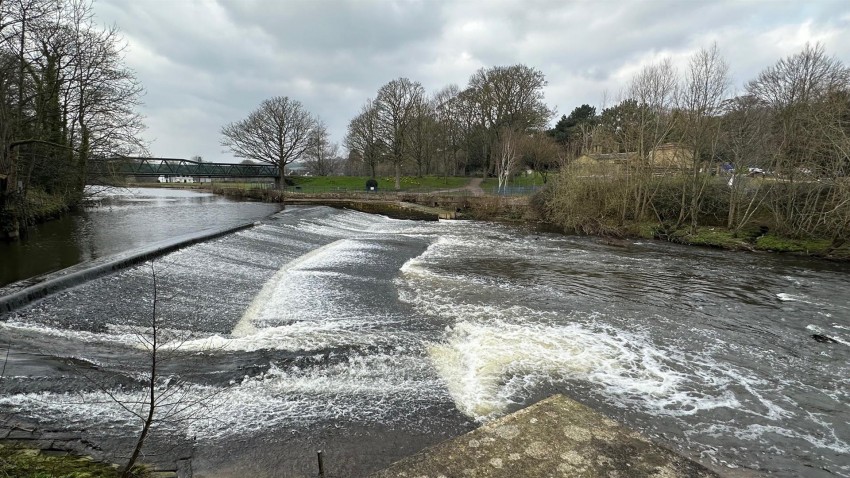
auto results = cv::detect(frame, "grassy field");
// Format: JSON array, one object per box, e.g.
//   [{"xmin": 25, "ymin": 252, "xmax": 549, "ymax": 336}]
[{"xmin": 481, "ymin": 172, "xmax": 547, "ymax": 188}]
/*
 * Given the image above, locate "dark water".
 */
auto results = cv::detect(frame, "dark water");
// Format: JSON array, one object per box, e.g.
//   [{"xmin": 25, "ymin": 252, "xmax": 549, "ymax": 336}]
[
  {"xmin": 0, "ymin": 187, "xmax": 282, "ymax": 287},
  {"xmin": 1, "ymin": 206, "xmax": 849, "ymax": 477}
]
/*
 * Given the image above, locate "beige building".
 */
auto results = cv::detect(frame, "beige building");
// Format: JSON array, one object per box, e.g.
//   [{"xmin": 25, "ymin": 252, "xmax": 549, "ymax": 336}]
[
  {"xmin": 648, "ymin": 143, "xmax": 693, "ymax": 169},
  {"xmin": 573, "ymin": 143, "xmax": 693, "ymax": 171}
]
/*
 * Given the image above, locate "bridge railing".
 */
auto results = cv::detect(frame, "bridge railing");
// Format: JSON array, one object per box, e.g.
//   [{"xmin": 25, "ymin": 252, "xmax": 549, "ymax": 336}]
[
  {"xmin": 88, "ymin": 158, "xmax": 279, "ymax": 178},
  {"xmin": 486, "ymin": 185, "xmax": 543, "ymax": 196}
]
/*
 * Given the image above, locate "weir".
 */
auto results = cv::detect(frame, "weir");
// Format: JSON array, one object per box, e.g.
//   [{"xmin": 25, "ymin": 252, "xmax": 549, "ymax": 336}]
[
  {"xmin": 1, "ymin": 204, "xmax": 848, "ymax": 477},
  {"xmin": 0, "ymin": 221, "xmax": 257, "ymax": 313},
  {"xmin": 284, "ymin": 196, "xmax": 456, "ymax": 220},
  {"xmin": 232, "ymin": 239, "xmax": 348, "ymax": 337}
]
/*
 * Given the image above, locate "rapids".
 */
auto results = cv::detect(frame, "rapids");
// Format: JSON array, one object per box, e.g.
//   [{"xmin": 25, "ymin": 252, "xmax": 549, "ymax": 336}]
[{"xmin": 1, "ymin": 205, "xmax": 848, "ymax": 477}]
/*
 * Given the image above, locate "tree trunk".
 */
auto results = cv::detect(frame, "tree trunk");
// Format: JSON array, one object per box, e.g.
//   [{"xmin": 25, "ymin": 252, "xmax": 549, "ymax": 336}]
[
  {"xmin": 122, "ymin": 268, "xmax": 159, "ymax": 478},
  {"xmin": 394, "ymin": 162, "xmax": 401, "ymax": 190},
  {"xmin": 275, "ymin": 162, "xmax": 285, "ymax": 190}
]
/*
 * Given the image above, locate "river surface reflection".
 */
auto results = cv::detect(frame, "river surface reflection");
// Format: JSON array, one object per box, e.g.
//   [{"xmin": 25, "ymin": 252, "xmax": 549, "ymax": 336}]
[{"xmin": 0, "ymin": 187, "xmax": 282, "ymax": 287}]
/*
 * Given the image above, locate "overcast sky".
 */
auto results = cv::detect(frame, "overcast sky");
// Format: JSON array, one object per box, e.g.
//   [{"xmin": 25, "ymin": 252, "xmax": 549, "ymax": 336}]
[{"xmin": 93, "ymin": 0, "xmax": 850, "ymax": 163}]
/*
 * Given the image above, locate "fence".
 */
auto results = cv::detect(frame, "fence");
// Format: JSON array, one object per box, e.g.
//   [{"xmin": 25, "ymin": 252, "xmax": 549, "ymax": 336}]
[{"xmin": 486, "ymin": 185, "xmax": 543, "ymax": 196}]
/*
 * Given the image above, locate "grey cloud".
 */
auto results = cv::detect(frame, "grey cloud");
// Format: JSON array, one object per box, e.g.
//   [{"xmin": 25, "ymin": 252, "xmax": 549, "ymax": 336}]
[
  {"xmin": 217, "ymin": 0, "xmax": 448, "ymax": 57},
  {"xmin": 93, "ymin": 0, "xmax": 850, "ymax": 163}
]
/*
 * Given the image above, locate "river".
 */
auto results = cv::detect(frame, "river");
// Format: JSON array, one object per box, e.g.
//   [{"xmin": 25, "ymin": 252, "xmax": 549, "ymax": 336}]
[
  {"xmin": 0, "ymin": 187, "xmax": 282, "ymax": 287},
  {"xmin": 0, "ymin": 194, "xmax": 848, "ymax": 477}
]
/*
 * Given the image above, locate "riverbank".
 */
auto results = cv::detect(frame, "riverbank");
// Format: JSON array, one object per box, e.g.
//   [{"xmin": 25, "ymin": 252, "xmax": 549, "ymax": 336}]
[
  {"xmin": 1, "ymin": 188, "xmax": 76, "ymax": 240},
  {"xmin": 0, "ymin": 443, "xmax": 145, "ymax": 478},
  {"xmin": 0, "ymin": 419, "xmax": 172, "ymax": 478},
  {"xmin": 580, "ymin": 220, "xmax": 850, "ymax": 261},
  {"xmin": 207, "ymin": 184, "xmax": 849, "ymax": 261},
  {"xmin": 208, "ymin": 184, "xmax": 535, "ymax": 220}
]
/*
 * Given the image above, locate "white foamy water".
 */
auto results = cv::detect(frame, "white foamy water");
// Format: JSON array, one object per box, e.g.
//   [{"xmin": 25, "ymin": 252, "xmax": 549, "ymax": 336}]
[
  {"xmin": 172, "ymin": 317, "xmax": 416, "ymax": 353},
  {"xmin": 777, "ymin": 292, "xmax": 804, "ymax": 302},
  {"xmin": 0, "ymin": 353, "xmax": 449, "ymax": 439},
  {"xmin": 232, "ymin": 239, "xmax": 349, "ymax": 337},
  {"xmin": 806, "ymin": 324, "xmax": 850, "ymax": 347},
  {"xmin": 427, "ymin": 318, "xmax": 702, "ymax": 420},
  {"xmin": 0, "ymin": 320, "xmax": 155, "ymax": 348},
  {"xmin": 395, "ymin": 226, "xmax": 850, "ymax": 476}
]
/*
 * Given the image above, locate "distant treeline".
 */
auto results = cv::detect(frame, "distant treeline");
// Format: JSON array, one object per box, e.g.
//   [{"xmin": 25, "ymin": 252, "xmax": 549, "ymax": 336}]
[{"xmin": 343, "ymin": 44, "xmax": 849, "ymax": 242}]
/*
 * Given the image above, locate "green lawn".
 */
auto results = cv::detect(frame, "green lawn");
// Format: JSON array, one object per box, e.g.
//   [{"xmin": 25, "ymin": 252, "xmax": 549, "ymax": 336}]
[{"xmin": 481, "ymin": 172, "xmax": 547, "ymax": 188}]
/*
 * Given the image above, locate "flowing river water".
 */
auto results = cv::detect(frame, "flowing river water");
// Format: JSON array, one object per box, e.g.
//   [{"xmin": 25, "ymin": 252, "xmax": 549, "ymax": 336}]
[{"xmin": 1, "ymin": 192, "xmax": 849, "ymax": 477}]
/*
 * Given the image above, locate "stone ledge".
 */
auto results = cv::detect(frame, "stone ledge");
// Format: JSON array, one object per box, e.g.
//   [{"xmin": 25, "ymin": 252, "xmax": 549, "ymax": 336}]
[{"xmin": 372, "ymin": 395, "xmax": 720, "ymax": 478}]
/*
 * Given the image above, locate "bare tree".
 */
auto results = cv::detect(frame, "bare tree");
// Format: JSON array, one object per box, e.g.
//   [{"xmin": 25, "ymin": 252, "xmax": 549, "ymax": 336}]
[
  {"xmin": 221, "ymin": 96, "xmax": 317, "ymax": 189},
  {"xmin": 344, "ymin": 98, "xmax": 384, "ymax": 178},
  {"xmin": 303, "ymin": 120, "xmax": 341, "ymax": 176},
  {"xmin": 625, "ymin": 58, "xmax": 678, "ymax": 222},
  {"xmin": 464, "ymin": 64, "xmax": 553, "ymax": 177},
  {"xmin": 374, "ymin": 77, "xmax": 424, "ymax": 189},
  {"xmin": 676, "ymin": 43, "xmax": 730, "ymax": 231},
  {"xmin": 408, "ymin": 94, "xmax": 435, "ymax": 177},
  {"xmin": 466, "ymin": 64, "xmax": 552, "ymax": 132},
  {"xmin": 75, "ymin": 264, "xmax": 223, "ymax": 477},
  {"xmin": 627, "ymin": 59, "xmax": 678, "ymax": 157},
  {"xmin": 431, "ymin": 84, "xmax": 464, "ymax": 177},
  {"xmin": 494, "ymin": 127, "xmax": 523, "ymax": 192},
  {"xmin": 1, "ymin": 0, "xmax": 146, "ymax": 240},
  {"xmin": 521, "ymin": 133, "xmax": 560, "ymax": 184},
  {"xmin": 720, "ymin": 94, "xmax": 774, "ymax": 233},
  {"xmin": 748, "ymin": 43, "xmax": 850, "ymax": 109},
  {"xmin": 747, "ymin": 43, "xmax": 850, "ymax": 238}
]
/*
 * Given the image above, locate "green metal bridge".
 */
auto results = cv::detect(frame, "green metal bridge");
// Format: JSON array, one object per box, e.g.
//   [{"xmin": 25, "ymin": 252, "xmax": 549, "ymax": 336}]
[{"xmin": 88, "ymin": 157, "xmax": 279, "ymax": 179}]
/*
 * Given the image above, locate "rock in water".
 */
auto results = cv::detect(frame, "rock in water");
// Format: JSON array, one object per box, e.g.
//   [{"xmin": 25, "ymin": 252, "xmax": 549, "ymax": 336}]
[{"xmin": 812, "ymin": 334, "xmax": 838, "ymax": 344}]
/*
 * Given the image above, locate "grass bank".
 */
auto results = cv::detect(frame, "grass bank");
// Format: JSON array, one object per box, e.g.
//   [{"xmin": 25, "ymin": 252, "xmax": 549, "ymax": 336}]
[
  {"xmin": 0, "ymin": 443, "xmax": 147, "ymax": 478},
  {"xmin": 548, "ymin": 215, "xmax": 850, "ymax": 260},
  {"xmin": 201, "ymin": 175, "xmax": 848, "ymax": 261},
  {"xmin": 541, "ymin": 166, "xmax": 849, "ymax": 261},
  {"xmin": 675, "ymin": 229, "xmax": 849, "ymax": 259}
]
